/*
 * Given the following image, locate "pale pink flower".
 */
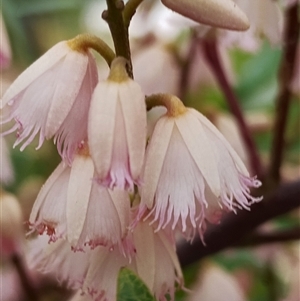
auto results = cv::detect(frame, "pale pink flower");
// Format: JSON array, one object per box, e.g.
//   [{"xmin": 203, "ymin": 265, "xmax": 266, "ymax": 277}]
[
  {"xmin": 27, "ymin": 234, "xmax": 90, "ymax": 290},
  {"xmin": 0, "ymin": 13, "xmax": 11, "ymax": 69},
  {"xmin": 88, "ymin": 57, "xmax": 147, "ymax": 191},
  {"xmin": 132, "ymin": 220, "xmax": 183, "ymax": 301},
  {"xmin": 28, "ymin": 219, "xmax": 182, "ymax": 301},
  {"xmin": 29, "ymin": 150, "xmax": 130, "ymax": 251},
  {"xmin": 1, "ymin": 40, "xmax": 98, "ymax": 163},
  {"xmin": 28, "ymin": 234, "xmax": 129, "ymax": 300},
  {"xmin": 0, "ymin": 192, "xmax": 24, "ymax": 257},
  {"xmin": 138, "ymin": 107, "xmax": 262, "ymax": 238}
]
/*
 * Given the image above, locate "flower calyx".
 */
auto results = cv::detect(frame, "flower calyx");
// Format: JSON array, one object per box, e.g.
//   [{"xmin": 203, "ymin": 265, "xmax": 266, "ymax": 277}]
[
  {"xmin": 107, "ymin": 57, "xmax": 131, "ymax": 82},
  {"xmin": 146, "ymin": 93, "xmax": 187, "ymax": 117}
]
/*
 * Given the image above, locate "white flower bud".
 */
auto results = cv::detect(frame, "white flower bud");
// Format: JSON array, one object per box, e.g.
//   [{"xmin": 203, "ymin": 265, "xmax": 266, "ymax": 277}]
[{"xmin": 161, "ymin": 0, "xmax": 250, "ymax": 31}]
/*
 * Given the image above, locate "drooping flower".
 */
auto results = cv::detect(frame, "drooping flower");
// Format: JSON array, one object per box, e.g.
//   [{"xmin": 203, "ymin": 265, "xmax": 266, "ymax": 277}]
[
  {"xmin": 28, "ymin": 218, "xmax": 182, "ymax": 301},
  {"xmin": 132, "ymin": 219, "xmax": 183, "ymax": 301},
  {"xmin": 161, "ymin": 0, "xmax": 250, "ymax": 31},
  {"xmin": 137, "ymin": 95, "xmax": 262, "ymax": 239},
  {"xmin": 1, "ymin": 37, "xmax": 98, "ymax": 163},
  {"xmin": 27, "ymin": 234, "xmax": 90, "ymax": 290},
  {"xmin": 88, "ymin": 57, "xmax": 147, "ymax": 191},
  {"xmin": 29, "ymin": 146, "xmax": 130, "ymax": 251}
]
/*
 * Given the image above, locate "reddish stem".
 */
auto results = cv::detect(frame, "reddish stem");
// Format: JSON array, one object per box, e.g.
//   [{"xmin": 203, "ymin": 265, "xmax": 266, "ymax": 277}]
[
  {"xmin": 268, "ymin": 3, "xmax": 300, "ymax": 185},
  {"xmin": 202, "ymin": 39, "xmax": 263, "ymax": 179}
]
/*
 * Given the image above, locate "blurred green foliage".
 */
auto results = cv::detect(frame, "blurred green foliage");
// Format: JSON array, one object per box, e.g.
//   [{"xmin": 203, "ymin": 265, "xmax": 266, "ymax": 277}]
[{"xmin": 117, "ymin": 268, "xmax": 156, "ymax": 301}]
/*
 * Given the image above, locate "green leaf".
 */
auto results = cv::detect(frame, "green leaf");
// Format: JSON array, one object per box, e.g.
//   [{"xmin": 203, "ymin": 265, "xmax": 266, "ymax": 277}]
[{"xmin": 117, "ymin": 268, "xmax": 156, "ymax": 301}]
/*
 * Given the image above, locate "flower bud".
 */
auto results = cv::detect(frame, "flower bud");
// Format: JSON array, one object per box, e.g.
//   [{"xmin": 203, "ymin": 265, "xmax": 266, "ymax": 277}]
[{"xmin": 161, "ymin": 0, "xmax": 250, "ymax": 31}]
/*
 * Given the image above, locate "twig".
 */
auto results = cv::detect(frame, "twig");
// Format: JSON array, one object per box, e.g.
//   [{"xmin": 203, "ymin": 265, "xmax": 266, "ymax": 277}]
[
  {"xmin": 179, "ymin": 34, "xmax": 198, "ymax": 99},
  {"xmin": 202, "ymin": 39, "xmax": 263, "ymax": 179},
  {"xmin": 123, "ymin": 0, "xmax": 144, "ymax": 28},
  {"xmin": 177, "ymin": 180, "xmax": 300, "ymax": 267},
  {"xmin": 268, "ymin": 3, "xmax": 300, "ymax": 185},
  {"xmin": 103, "ymin": 0, "xmax": 133, "ymax": 77}
]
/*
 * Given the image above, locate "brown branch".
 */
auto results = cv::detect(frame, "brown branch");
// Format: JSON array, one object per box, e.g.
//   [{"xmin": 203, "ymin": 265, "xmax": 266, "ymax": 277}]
[
  {"xmin": 202, "ymin": 39, "xmax": 263, "ymax": 179},
  {"xmin": 268, "ymin": 2, "xmax": 300, "ymax": 185},
  {"xmin": 177, "ymin": 180, "xmax": 300, "ymax": 267},
  {"xmin": 235, "ymin": 226, "xmax": 300, "ymax": 247}
]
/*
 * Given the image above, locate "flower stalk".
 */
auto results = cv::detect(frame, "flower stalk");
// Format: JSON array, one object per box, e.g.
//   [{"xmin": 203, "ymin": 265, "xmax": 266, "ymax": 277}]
[
  {"xmin": 146, "ymin": 93, "xmax": 187, "ymax": 116},
  {"xmin": 67, "ymin": 34, "xmax": 115, "ymax": 66},
  {"xmin": 123, "ymin": 0, "xmax": 144, "ymax": 28},
  {"xmin": 104, "ymin": 0, "xmax": 133, "ymax": 77}
]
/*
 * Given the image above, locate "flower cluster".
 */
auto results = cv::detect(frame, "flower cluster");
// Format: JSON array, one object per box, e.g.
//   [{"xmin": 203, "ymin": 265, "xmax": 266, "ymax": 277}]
[
  {"xmin": 1, "ymin": 2, "xmax": 263, "ymax": 299},
  {"xmin": 0, "ymin": 31, "xmax": 262, "ymax": 300}
]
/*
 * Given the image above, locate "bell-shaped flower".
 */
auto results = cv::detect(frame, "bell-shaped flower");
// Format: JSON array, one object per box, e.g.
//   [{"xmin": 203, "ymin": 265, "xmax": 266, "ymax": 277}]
[
  {"xmin": 1, "ymin": 38, "xmax": 98, "ymax": 163},
  {"xmin": 29, "ymin": 146, "xmax": 130, "ymax": 251},
  {"xmin": 28, "ymin": 219, "xmax": 182, "ymax": 301},
  {"xmin": 88, "ymin": 57, "xmax": 147, "ymax": 191},
  {"xmin": 132, "ymin": 220, "xmax": 183, "ymax": 301},
  {"xmin": 27, "ymin": 234, "xmax": 90, "ymax": 290},
  {"xmin": 138, "ymin": 96, "xmax": 262, "ymax": 238}
]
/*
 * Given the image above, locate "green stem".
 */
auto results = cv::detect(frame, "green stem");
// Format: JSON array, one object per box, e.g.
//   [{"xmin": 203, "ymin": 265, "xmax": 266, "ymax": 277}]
[
  {"xmin": 123, "ymin": 0, "xmax": 144, "ymax": 28},
  {"xmin": 68, "ymin": 34, "xmax": 115, "ymax": 66},
  {"xmin": 104, "ymin": 0, "xmax": 133, "ymax": 77}
]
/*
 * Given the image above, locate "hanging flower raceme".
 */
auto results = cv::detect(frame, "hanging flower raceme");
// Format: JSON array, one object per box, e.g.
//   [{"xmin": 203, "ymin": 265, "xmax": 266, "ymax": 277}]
[
  {"xmin": 0, "ymin": 35, "xmax": 99, "ymax": 163},
  {"xmin": 136, "ymin": 94, "xmax": 262, "ymax": 240},
  {"xmin": 88, "ymin": 57, "xmax": 147, "ymax": 191},
  {"xmin": 29, "ymin": 145, "xmax": 131, "ymax": 252}
]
